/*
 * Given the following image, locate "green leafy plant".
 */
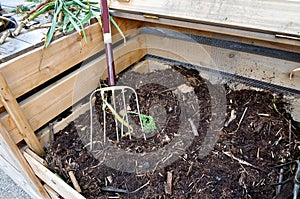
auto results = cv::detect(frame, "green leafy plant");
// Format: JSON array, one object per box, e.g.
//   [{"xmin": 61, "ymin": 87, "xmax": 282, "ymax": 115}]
[
  {"xmin": 140, "ymin": 114, "xmax": 157, "ymax": 134},
  {"xmin": 128, "ymin": 112, "xmax": 157, "ymax": 133},
  {"xmin": 16, "ymin": 0, "xmax": 125, "ymax": 47},
  {"xmin": 23, "ymin": 0, "xmax": 101, "ymax": 47}
]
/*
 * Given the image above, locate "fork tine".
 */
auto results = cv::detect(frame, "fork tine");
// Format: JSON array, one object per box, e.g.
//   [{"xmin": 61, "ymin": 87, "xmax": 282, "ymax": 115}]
[
  {"xmin": 89, "ymin": 86, "xmax": 144, "ymax": 146},
  {"xmin": 112, "ymin": 89, "xmax": 119, "ymax": 142},
  {"xmin": 122, "ymin": 88, "xmax": 131, "ymax": 139}
]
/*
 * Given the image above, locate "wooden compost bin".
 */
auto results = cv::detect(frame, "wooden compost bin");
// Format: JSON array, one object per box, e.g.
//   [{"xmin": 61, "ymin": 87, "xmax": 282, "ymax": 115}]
[{"xmin": 0, "ymin": 0, "xmax": 299, "ymax": 198}]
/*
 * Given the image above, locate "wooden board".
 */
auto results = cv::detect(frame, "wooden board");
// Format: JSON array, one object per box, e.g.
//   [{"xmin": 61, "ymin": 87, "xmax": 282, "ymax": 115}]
[
  {"xmin": 112, "ymin": 11, "xmax": 300, "ymax": 54},
  {"xmin": 23, "ymin": 151, "xmax": 85, "ymax": 199},
  {"xmin": 0, "ymin": 72, "xmax": 45, "ymax": 155},
  {"xmin": 0, "ymin": 34, "xmax": 147, "ymax": 144},
  {"xmin": 38, "ymin": 101, "xmax": 92, "ymax": 148},
  {"xmin": 144, "ymin": 34, "xmax": 300, "ymax": 92},
  {"xmin": 110, "ymin": 0, "xmax": 300, "ymax": 37},
  {"xmin": 0, "ymin": 18, "xmax": 143, "ymax": 110},
  {"xmin": 0, "ymin": 122, "xmax": 49, "ymax": 199}
]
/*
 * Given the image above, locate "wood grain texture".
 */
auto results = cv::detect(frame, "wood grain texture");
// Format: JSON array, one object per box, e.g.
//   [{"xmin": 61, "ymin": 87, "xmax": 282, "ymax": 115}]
[
  {"xmin": 0, "ymin": 122, "xmax": 49, "ymax": 199},
  {"xmin": 110, "ymin": 0, "xmax": 300, "ymax": 36},
  {"xmin": 111, "ymin": 11, "xmax": 300, "ymax": 53},
  {"xmin": 0, "ymin": 18, "xmax": 143, "ymax": 110},
  {"xmin": 24, "ymin": 151, "xmax": 86, "ymax": 199},
  {"xmin": 43, "ymin": 184, "xmax": 60, "ymax": 199},
  {"xmin": 0, "ymin": 35, "xmax": 146, "ymax": 144},
  {"xmin": 144, "ymin": 34, "xmax": 300, "ymax": 90},
  {"xmin": 0, "ymin": 72, "xmax": 45, "ymax": 155}
]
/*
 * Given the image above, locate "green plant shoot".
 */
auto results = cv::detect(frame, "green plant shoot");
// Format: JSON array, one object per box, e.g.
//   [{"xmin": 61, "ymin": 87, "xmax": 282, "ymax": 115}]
[
  {"xmin": 140, "ymin": 114, "xmax": 157, "ymax": 134},
  {"xmin": 128, "ymin": 111, "xmax": 157, "ymax": 133}
]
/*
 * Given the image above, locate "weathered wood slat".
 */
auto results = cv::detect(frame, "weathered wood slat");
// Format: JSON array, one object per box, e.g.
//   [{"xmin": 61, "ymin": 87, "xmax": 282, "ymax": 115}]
[
  {"xmin": 0, "ymin": 35, "xmax": 147, "ymax": 144},
  {"xmin": 0, "ymin": 122, "xmax": 49, "ymax": 199},
  {"xmin": 0, "ymin": 72, "xmax": 45, "ymax": 155},
  {"xmin": 23, "ymin": 151, "xmax": 86, "ymax": 199},
  {"xmin": 112, "ymin": 11, "xmax": 300, "ymax": 54},
  {"xmin": 43, "ymin": 184, "xmax": 60, "ymax": 199},
  {"xmin": 0, "ymin": 23, "xmax": 103, "ymax": 102},
  {"xmin": 145, "ymin": 34, "xmax": 300, "ymax": 91},
  {"xmin": 38, "ymin": 100, "xmax": 92, "ymax": 148},
  {"xmin": 0, "ymin": 18, "xmax": 143, "ymax": 110},
  {"xmin": 110, "ymin": 0, "xmax": 300, "ymax": 36}
]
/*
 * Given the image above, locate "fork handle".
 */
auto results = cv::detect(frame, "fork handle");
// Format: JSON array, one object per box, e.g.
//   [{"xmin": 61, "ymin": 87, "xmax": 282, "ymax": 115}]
[{"xmin": 101, "ymin": 0, "xmax": 116, "ymax": 86}]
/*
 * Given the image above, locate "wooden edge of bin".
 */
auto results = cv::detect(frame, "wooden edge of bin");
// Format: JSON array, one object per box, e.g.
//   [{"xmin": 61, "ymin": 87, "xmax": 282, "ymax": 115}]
[
  {"xmin": 0, "ymin": 122, "xmax": 50, "ymax": 199},
  {"xmin": 111, "ymin": 10, "xmax": 300, "ymax": 54},
  {"xmin": 23, "ymin": 151, "xmax": 86, "ymax": 199},
  {"xmin": 110, "ymin": 0, "xmax": 300, "ymax": 48},
  {"xmin": 43, "ymin": 184, "xmax": 60, "ymax": 199},
  {"xmin": 0, "ymin": 18, "xmax": 144, "ymax": 111},
  {"xmin": 144, "ymin": 34, "xmax": 300, "ymax": 91},
  {"xmin": 0, "ymin": 34, "xmax": 147, "ymax": 146},
  {"xmin": 0, "ymin": 72, "xmax": 45, "ymax": 155}
]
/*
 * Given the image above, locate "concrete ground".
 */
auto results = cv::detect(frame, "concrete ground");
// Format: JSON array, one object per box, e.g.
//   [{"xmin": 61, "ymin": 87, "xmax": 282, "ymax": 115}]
[
  {"xmin": 0, "ymin": 169, "xmax": 32, "ymax": 199},
  {"xmin": 0, "ymin": 1, "xmax": 37, "ymax": 198}
]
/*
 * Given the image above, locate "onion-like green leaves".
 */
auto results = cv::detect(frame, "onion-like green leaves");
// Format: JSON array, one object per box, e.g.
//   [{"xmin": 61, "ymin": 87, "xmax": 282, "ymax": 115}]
[{"xmin": 25, "ymin": 0, "xmax": 124, "ymax": 47}]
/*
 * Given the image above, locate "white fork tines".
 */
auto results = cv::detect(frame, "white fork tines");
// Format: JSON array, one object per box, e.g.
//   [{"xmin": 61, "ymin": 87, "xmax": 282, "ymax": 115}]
[{"xmin": 89, "ymin": 86, "xmax": 145, "ymax": 150}]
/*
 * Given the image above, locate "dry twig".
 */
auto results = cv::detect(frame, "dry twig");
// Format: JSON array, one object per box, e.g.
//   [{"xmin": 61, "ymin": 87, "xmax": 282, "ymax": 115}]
[
  {"xmin": 222, "ymin": 151, "xmax": 263, "ymax": 171},
  {"xmin": 165, "ymin": 171, "xmax": 173, "ymax": 195},
  {"xmin": 68, "ymin": 171, "xmax": 82, "ymax": 193}
]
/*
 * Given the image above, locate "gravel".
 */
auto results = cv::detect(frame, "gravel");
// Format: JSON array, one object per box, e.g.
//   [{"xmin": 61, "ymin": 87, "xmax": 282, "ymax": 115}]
[{"xmin": 0, "ymin": 169, "xmax": 32, "ymax": 199}]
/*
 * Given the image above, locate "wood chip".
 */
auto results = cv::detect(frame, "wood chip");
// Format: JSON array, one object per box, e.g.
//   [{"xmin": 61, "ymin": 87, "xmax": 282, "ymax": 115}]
[
  {"xmin": 188, "ymin": 118, "xmax": 199, "ymax": 136},
  {"xmin": 68, "ymin": 171, "xmax": 82, "ymax": 193},
  {"xmin": 224, "ymin": 109, "xmax": 236, "ymax": 127},
  {"xmin": 106, "ymin": 175, "xmax": 113, "ymax": 184},
  {"xmin": 165, "ymin": 171, "xmax": 173, "ymax": 195},
  {"xmin": 177, "ymin": 84, "xmax": 194, "ymax": 93}
]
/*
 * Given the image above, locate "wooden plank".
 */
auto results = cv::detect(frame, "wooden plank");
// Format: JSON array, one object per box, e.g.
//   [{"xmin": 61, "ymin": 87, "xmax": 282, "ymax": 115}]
[
  {"xmin": 290, "ymin": 98, "xmax": 300, "ymax": 122},
  {"xmin": 0, "ymin": 34, "xmax": 146, "ymax": 144},
  {"xmin": 0, "ymin": 72, "xmax": 45, "ymax": 155},
  {"xmin": 0, "ymin": 18, "xmax": 143, "ymax": 109},
  {"xmin": 0, "ymin": 122, "xmax": 49, "ymax": 199},
  {"xmin": 43, "ymin": 184, "xmax": 60, "ymax": 199},
  {"xmin": 110, "ymin": 0, "xmax": 300, "ymax": 36},
  {"xmin": 23, "ymin": 151, "xmax": 86, "ymax": 199},
  {"xmin": 0, "ymin": 23, "xmax": 102, "ymax": 100},
  {"xmin": 145, "ymin": 34, "xmax": 300, "ymax": 91},
  {"xmin": 111, "ymin": 11, "xmax": 300, "ymax": 54},
  {"xmin": 25, "ymin": 148, "xmax": 48, "ymax": 167},
  {"xmin": 38, "ymin": 101, "xmax": 92, "ymax": 148}
]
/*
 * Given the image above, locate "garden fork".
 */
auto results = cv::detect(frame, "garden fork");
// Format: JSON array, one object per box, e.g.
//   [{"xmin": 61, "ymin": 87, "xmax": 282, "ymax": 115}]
[{"xmin": 89, "ymin": 0, "xmax": 144, "ymax": 150}]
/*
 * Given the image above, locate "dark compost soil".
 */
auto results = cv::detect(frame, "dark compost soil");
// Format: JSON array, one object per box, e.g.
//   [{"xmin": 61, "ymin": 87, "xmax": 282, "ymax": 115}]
[{"xmin": 45, "ymin": 65, "xmax": 300, "ymax": 199}]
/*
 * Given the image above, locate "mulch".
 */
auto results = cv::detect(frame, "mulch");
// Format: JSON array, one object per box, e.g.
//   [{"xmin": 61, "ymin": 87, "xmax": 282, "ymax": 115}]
[{"xmin": 45, "ymin": 64, "xmax": 300, "ymax": 199}]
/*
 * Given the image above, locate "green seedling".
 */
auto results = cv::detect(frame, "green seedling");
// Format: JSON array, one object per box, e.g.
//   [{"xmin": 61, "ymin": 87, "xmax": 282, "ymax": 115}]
[{"xmin": 129, "ymin": 112, "xmax": 157, "ymax": 134}]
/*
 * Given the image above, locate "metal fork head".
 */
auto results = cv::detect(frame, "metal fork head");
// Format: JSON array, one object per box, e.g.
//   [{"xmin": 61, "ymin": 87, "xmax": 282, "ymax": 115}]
[{"xmin": 89, "ymin": 86, "xmax": 145, "ymax": 150}]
